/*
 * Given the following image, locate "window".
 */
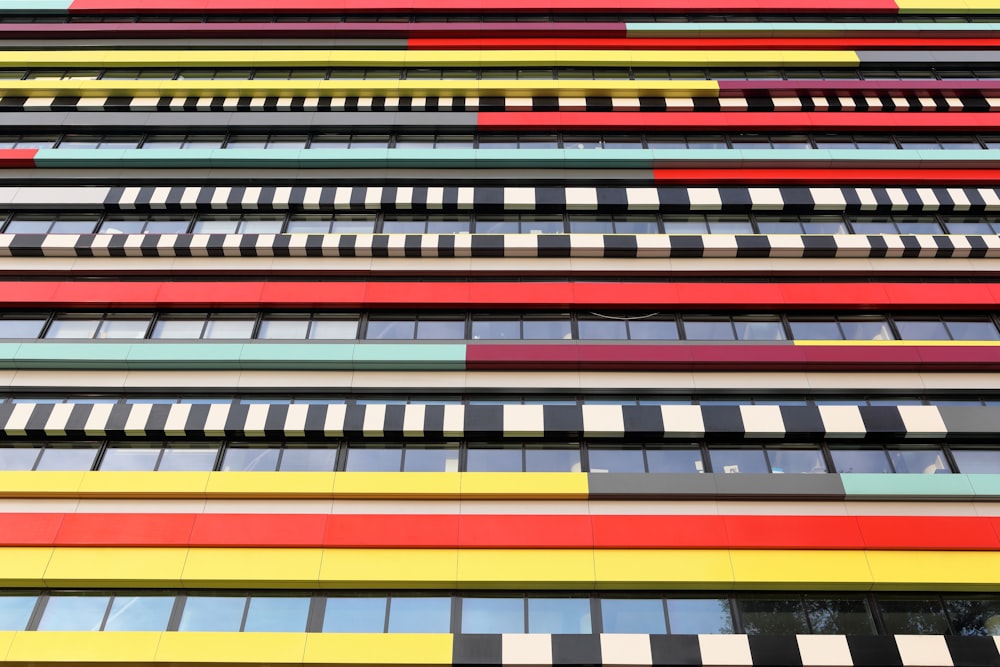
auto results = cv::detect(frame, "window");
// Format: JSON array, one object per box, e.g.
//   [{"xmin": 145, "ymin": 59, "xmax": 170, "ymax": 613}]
[
  {"xmin": 462, "ymin": 597, "xmax": 524, "ymax": 633},
  {"xmin": 324, "ymin": 597, "xmax": 387, "ymax": 633},
  {"xmin": 527, "ymin": 598, "xmax": 591, "ymax": 634},
  {"xmin": 601, "ymin": 598, "xmax": 667, "ymax": 633},
  {"xmin": 387, "ymin": 597, "xmax": 451, "ymax": 633},
  {"xmin": 666, "ymin": 598, "xmax": 734, "ymax": 634}
]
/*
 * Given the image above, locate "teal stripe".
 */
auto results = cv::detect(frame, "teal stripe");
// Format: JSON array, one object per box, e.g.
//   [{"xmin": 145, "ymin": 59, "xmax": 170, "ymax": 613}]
[
  {"xmin": 3, "ymin": 342, "xmax": 467, "ymax": 370},
  {"xmin": 625, "ymin": 22, "xmax": 1000, "ymax": 34},
  {"xmin": 30, "ymin": 148, "xmax": 1000, "ymax": 169},
  {"xmin": 841, "ymin": 474, "xmax": 977, "ymax": 498},
  {"xmin": 0, "ymin": 0, "xmax": 71, "ymax": 12}
]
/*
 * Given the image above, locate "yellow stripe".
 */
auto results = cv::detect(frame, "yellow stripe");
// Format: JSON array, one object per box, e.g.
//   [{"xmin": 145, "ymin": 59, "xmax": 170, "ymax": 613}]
[
  {"xmin": 0, "ymin": 49, "xmax": 860, "ymax": 68},
  {"xmin": 793, "ymin": 340, "xmax": 1000, "ymax": 346},
  {"xmin": 0, "ymin": 79, "xmax": 719, "ymax": 98},
  {"xmin": 0, "ymin": 632, "xmax": 453, "ymax": 666},
  {"xmin": 6, "ymin": 547, "xmax": 1000, "ymax": 590},
  {"xmin": 897, "ymin": 0, "xmax": 1000, "ymax": 12},
  {"xmin": 0, "ymin": 471, "xmax": 590, "ymax": 500}
]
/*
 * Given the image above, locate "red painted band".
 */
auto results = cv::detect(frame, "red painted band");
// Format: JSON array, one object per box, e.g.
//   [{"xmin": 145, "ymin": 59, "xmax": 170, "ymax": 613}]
[
  {"xmin": 0, "ymin": 149, "xmax": 37, "ymax": 169},
  {"xmin": 2, "ymin": 513, "xmax": 998, "ymax": 550},
  {"xmin": 3, "ymin": 282, "xmax": 1000, "ymax": 310},
  {"xmin": 653, "ymin": 168, "xmax": 1000, "ymax": 185},
  {"xmin": 411, "ymin": 37, "xmax": 1000, "ymax": 49},
  {"xmin": 465, "ymin": 344, "xmax": 1000, "ymax": 372},
  {"xmin": 478, "ymin": 112, "xmax": 1000, "ymax": 131},
  {"xmin": 67, "ymin": 0, "xmax": 900, "ymax": 14}
]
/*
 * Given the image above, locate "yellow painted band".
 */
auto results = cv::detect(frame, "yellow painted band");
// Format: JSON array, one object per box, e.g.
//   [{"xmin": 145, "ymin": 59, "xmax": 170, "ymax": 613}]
[
  {"xmin": 3, "ymin": 547, "xmax": 999, "ymax": 591},
  {"xmin": 793, "ymin": 340, "xmax": 1000, "ymax": 346},
  {"xmin": 0, "ymin": 49, "xmax": 860, "ymax": 68},
  {"xmin": 0, "ymin": 631, "xmax": 454, "ymax": 666},
  {"xmin": 0, "ymin": 79, "xmax": 719, "ymax": 98},
  {"xmin": 0, "ymin": 472, "xmax": 590, "ymax": 500},
  {"xmin": 896, "ymin": 0, "xmax": 1000, "ymax": 12}
]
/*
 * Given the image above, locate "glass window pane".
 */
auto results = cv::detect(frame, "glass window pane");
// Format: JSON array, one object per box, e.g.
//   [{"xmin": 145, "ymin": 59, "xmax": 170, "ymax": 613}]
[
  {"xmin": 178, "ymin": 596, "xmax": 246, "ymax": 632},
  {"xmin": 895, "ymin": 320, "xmax": 950, "ymax": 340},
  {"xmin": 683, "ymin": 319, "xmax": 735, "ymax": 340},
  {"xmin": 741, "ymin": 596, "xmax": 809, "ymax": 635},
  {"xmin": 202, "ymin": 319, "xmax": 255, "ymax": 339},
  {"xmin": 588, "ymin": 448, "xmax": 646, "ymax": 473},
  {"xmin": 734, "ymin": 319, "xmax": 786, "ymax": 341},
  {"xmin": 309, "ymin": 319, "xmax": 359, "ymax": 340},
  {"xmin": 528, "ymin": 598, "xmax": 592, "ymax": 634},
  {"xmin": 0, "ymin": 319, "xmax": 45, "ymax": 338},
  {"xmin": 345, "ymin": 447, "xmax": 402, "ymax": 472},
  {"xmin": 667, "ymin": 598, "xmax": 734, "ymax": 634},
  {"xmin": 646, "ymin": 449, "xmax": 704, "ymax": 473},
  {"xmin": 889, "ymin": 449, "xmax": 951, "ymax": 474},
  {"xmin": 840, "ymin": 318, "xmax": 893, "ymax": 340},
  {"xmin": 243, "ymin": 597, "xmax": 311, "ymax": 632},
  {"xmin": 578, "ymin": 320, "xmax": 628, "ymax": 340},
  {"xmin": 416, "ymin": 320, "xmax": 465, "ymax": 340},
  {"xmin": 462, "ymin": 597, "xmax": 524, "ymax": 633},
  {"xmin": 157, "ymin": 447, "xmax": 218, "ymax": 471},
  {"xmin": 522, "ymin": 320, "xmax": 572, "ymax": 340},
  {"xmin": 103, "ymin": 596, "xmax": 174, "ymax": 631},
  {"xmin": 788, "ymin": 320, "xmax": 843, "ymax": 340},
  {"xmin": 525, "ymin": 447, "xmax": 581, "ymax": 472},
  {"xmin": 221, "ymin": 447, "xmax": 280, "ymax": 472},
  {"xmin": 471, "ymin": 319, "xmax": 521, "ymax": 340},
  {"xmin": 152, "ymin": 318, "xmax": 205, "ymax": 339},
  {"xmin": 34, "ymin": 447, "xmax": 98, "ymax": 471},
  {"xmin": 628, "ymin": 320, "xmax": 679, "ymax": 340},
  {"xmin": 0, "ymin": 596, "xmax": 36, "ymax": 630},
  {"xmin": 466, "ymin": 447, "xmax": 522, "ymax": 472},
  {"xmin": 945, "ymin": 320, "xmax": 1000, "ymax": 341},
  {"xmin": 952, "ymin": 450, "xmax": 1000, "ymax": 474},
  {"xmin": 387, "ymin": 597, "xmax": 451, "ymax": 633},
  {"xmin": 258, "ymin": 318, "xmax": 310, "ymax": 339},
  {"xmin": 766, "ymin": 448, "xmax": 827, "ymax": 474},
  {"xmin": 323, "ymin": 597, "xmax": 387, "ymax": 633},
  {"xmin": 366, "ymin": 320, "xmax": 415, "ymax": 340},
  {"xmin": 45, "ymin": 318, "xmax": 101, "ymax": 339},
  {"xmin": 878, "ymin": 596, "xmax": 950, "ymax": 634},
  {"xmin": 99, "ymin": 447, "xmax": 160, "ymax": 471},
  {"xmin": 38, "ymin": 596, "xmax": 110, "ymax": 631},
  {"xmin": 601, "ymin": 598, "xmax": 666, "ymax": 634},
  {"xmin": 945, "ymin": 597, "xmax": 1000, "ymax": 636},
  {"xmin": 709, "ymin": 448, "xmax": 768, "ymax": 474},
  {"xmin": 403, "ymin": 447, "xmax": 459, "ymax": 472},
  {"xmin": 0, "ymin": 447, "xmax": 41, "ymax": 470},
  {"xmin": 279, "ymin": 448, "xmax": 338, "ymax": 471},
  {"xmin": 830, "ymin": 448, "xmax": 892, "ymax": 474},
  {"xmin": 804, "ymin": 596, "xmax": 876, "ymax": 635}
]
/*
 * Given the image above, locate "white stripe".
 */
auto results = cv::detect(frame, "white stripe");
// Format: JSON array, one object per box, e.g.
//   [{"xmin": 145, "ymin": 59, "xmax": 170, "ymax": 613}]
[
  {"xmin": 124, "ymin": 404, "xmax": 152, "ymax": 436},
  {"xmin": 324, "ymin": 404, "xmax": 347, "ymax": 437},
  {"xmin": 43, "ymin": 404, "xmax": 74, "ymax": 436},
  {"xmin": 83, "ymin": 403, "xmax": 113, "ymax": 437},
  {"xmin": 5, "ymin": 403, "xmax": 35, "ymax": 436},
  {"xmin": 204, "ymin": 403, "xmax": 230, "ymax": 437},
  {"xmin": 164, "ymin": 404, "xmax": 191, "ymax": 437}
]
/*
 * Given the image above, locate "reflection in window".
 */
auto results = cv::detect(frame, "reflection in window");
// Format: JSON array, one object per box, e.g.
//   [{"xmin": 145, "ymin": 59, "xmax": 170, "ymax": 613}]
[
  {"xmin": 804, "ymin": 596, "xmax": 876, "ymax": 635},
  {"xmin": 527, "ymin": 598, "xmax": 591, "ymax": 634},
  {"xmin": 178, "ymin": 596, "xmax": 246, "ymax": 632},
  {"xmin": 709, "ymin": 448, "xmax": 769, "ymax": 474},
  {"xmin": 952, "ymin": 450, "xmax": 1000, "ymax": 474},
  {"xmin": 878, "ymin": 596, "xmax": 951, "ymax": 634},
  {"xmin": 667, "ymin": 598, "xmax": 734, "ymax": 634},
  {"xmin": 601, "ymin": 598, "xmax": 666, "ymax": 634},
  {"xmin": 646, "ymin": 448, "xmax": 704, "ymax": 473},
  {"xmin": 766, "ymin": 448, "xmax": 827, "ymax": 474},
  {"xmin": 243, "ymin": 597, "xmax": 311, "ymax": 632},
  {"xmin": 324, "ymin": 597, "xmax": 387, "ymax": 633},
  {"xmin": 945, "ymin": 597, "xmax": 1000, "ymax": 636},
  {"xmin": 103, "ymin": 596, "xmax": 174, "ymax": 632},
  {"xmin": 462, "ymin": 597, "xmax": 524, "ymax": 633},
  {"xmin": 741, "ymin": 596, "xmax": 809, "ymax": 635},
  {"xmin": 0, "ymin": 595, "xmax": 36, "ymax": 630},
  {"xmin": 37, "ymin": 596, "xmax": 110, "ymax": 631},
  {"xmin": 588, "ymin": 448, "xmax": 645, "ymax": 473},
  {"xmin": 829, "ymin": 449, "xmax": 892, "ymax": 474},
  {"xmin": 888, "ymin": 448, "xmax": 951, "ymax": 474},
  {"xmin": 387, "ymin": 597, "xmax": 451, "ymax": 633}
]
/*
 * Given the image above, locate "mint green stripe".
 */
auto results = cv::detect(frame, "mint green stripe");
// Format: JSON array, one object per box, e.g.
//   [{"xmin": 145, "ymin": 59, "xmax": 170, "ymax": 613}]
[
  {"xmin": 966, "ymin": 474, "xmax": 1000, "ymax": 498},
  {"xmin": 2, "ymin": 342, "xmax": 467, "ymax": 370},
  {"xmin": 0, "ymin": 0, "xmax": 71, "ymax": 12},
  {"xmin": 625, "ymin": 22, "xmax": 1000, "ymax": 34},
  {"xmin": 841, "ymin": 473, "xmax": 976, "ymax": 498}
]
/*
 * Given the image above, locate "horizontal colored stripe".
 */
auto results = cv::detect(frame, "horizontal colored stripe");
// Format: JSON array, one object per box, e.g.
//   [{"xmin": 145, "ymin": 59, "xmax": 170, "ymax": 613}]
[
  {"xmin": 5, "ymin": 280, "xmax": 1000, "ymax": 309},
  {"xmin": 0, "ymin": 545, "xmax": 998, "ymax": 590},
  {"xmin": 3, "ymin": 513, "xmax": 999, "ymax": 550},
  {"xmin": 63, "ymin": 0, "xmax": 902, "ymax": 14},
  {"xmin": 0, "ymin": 79, "xmax": 718, "ymax": 99},
  {"xmin": 0, "ymin": 342, "xmax": 996, "ymax": 371},
  {"xmin": 13, "ymin": 148, "xmax": 1000, "ymax": 171},
  {"xmin": 0, "ymin": 49, "xmax": 861, "ymax": 68},
  {"xmin": 653, "ymin": 168, "xmax": 1000, "ymax": 185},
  {"xmin": 476, "ymin": 111, "xmax": 1000, "ymax": 131},
  {"xmin": 410, "ymin": 37, "xmax": 1000, "ymax": 49}
]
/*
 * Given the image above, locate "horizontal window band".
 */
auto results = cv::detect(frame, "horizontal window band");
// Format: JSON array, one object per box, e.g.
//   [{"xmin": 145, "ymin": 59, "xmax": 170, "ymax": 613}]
[
  {"xmin": 0, "ymin": 546, "xmax": 996, "ymax": 590},
  {"xmin": 0, "ymin": 471, "xmax": 996, "ymax": 501},
  {"xmin": 0, "ymin": 512, "xmax": 997, "ymax": 550},
  {"xmin": 0, "ymin": 282, "xmax": 998, "ymax": 309}
]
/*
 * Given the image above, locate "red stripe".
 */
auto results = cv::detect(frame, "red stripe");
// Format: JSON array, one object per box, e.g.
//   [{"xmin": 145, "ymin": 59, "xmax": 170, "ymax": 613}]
[
  {"xmin": 4, "ymin": 282, "xmax": 1000, "ymax": 310},
  {"xmin": 653, "ymin": 168, "xmax": 1000, "ymax": 185},
  {"xmin": 478, "ymin": 112, "xmax": 1000, "ymax": 131},
  {"xmin": 2, "ymin": 513, "xmax": 998, "ymax": 550},
  {"xmin": 412, "ymin": 37, "xmax": 1000, "ymax": 49},
  {"xmin": 67, "ymin": 0, "xmax": 899, "ymax": 13},
  {"xmin": 465, "ymin": 345, "xmax": 1000, "ymax": 372},
  {"xmin": 0, "ymin": 149, "xmax": 37, "ymax": 169}
]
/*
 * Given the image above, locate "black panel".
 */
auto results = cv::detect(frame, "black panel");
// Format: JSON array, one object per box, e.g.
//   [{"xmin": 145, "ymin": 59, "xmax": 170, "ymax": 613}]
[{"xmin": 651, "ymin": 635, "xmax": 702, "ymax": 666}]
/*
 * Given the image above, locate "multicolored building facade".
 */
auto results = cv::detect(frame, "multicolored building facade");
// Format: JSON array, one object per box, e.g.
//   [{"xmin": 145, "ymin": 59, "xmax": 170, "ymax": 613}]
[{"xmin": 1, "ymin": 0, "xmax": 1000, "ymax": 665}]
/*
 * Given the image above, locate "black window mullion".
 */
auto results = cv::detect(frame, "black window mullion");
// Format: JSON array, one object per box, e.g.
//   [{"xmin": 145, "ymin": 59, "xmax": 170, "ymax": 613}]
[
  {"xmin": 167, "ymin": 594, "xmax": 187, "ymax": 632},
  {"xmin": 306, "ymin": 594, "xmax": 324, "ymax": 633},
  {"xmin": 238, "ymin": 594, "xmax": 252, "ymax": 632},
  {"xmin": 24, "ymin": 593, "xmax": 47, "ymax": 631},
  {"xmin": 97, "ymin": 595, "xmax": 115, "ymax": 631},
  {"xmin": 383, "ymin": 595, "xmax": 392, "ymax": 633}
]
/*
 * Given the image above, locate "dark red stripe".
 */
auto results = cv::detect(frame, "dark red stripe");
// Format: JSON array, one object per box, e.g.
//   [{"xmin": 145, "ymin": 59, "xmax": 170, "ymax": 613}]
[
  {"xmin": 412, "ymin": 37, "xmax": 1000, "ymax": 49},
  {"xmin": 2, "ymin": 513, "xmax": 998, "ymax": 550},
  {"xmin": 653, "ymin": 168, "xmax": 1000, "ymax": 185},
  {"xmin": 0, "ymin": 149, "xmax": 37, "ymax": 169}
]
